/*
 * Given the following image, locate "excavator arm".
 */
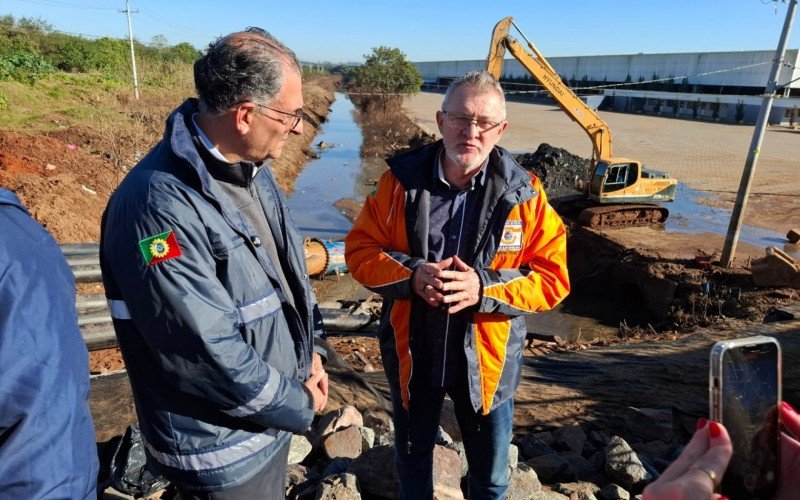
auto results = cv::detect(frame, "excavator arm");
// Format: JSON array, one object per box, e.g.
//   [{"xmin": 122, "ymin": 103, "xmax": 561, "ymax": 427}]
[{"xmin": 486, "ymin": 17, "xmax": 613, "ymax": 163}]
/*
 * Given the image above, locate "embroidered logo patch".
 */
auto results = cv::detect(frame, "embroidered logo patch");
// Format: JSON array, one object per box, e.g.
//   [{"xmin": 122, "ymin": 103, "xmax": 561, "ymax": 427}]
[
  {"xmin": 498, "ymin": 220, "xmax": 523, "ymax": 252},
  {"xmin": 139, "ymin": 230, "xmax": 182, "ymax": 266}
]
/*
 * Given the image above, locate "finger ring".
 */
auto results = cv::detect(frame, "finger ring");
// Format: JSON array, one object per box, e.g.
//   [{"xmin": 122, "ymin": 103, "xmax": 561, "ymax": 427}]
[{"xmin": 691, "ymin": 465, "xmax": 718, "ymax": 484}]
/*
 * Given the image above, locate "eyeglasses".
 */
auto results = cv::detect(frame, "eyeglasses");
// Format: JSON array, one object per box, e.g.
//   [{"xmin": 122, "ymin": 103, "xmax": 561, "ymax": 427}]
[
  {"xmin": 249, "ymin": 102, "xmax": 304, "ymax": 130},
  {"xmin": 441, "ymin": 110, "xmax": 504, "ymax": 132}
]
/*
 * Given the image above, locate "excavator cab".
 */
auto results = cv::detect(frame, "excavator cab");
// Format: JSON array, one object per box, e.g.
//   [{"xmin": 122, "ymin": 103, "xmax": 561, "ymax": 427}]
[{"xmin": 588, "ymin": 160, "xmax": 676, "ymax": 204}]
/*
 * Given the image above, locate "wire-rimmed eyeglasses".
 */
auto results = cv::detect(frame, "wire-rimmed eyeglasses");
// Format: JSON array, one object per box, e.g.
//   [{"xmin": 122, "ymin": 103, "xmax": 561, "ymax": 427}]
[
  {"xmin": 441, "ymin": 110, "xmax": 504, "ymax": 132},
  {"xmin": 246, "ymin": 102, "xmax": 304, "ymax": 130}
]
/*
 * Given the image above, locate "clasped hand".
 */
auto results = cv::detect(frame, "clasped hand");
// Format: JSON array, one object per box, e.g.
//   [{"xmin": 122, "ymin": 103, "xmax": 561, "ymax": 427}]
[{"xmin": 412, "ymin": 255, "xmax": 481, "ymax": 314}]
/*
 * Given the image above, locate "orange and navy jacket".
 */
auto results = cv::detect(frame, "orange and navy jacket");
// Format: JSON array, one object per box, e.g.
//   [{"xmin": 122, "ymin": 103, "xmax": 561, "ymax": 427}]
[{"xmin": 345, "ymin": 140, "xmax": 570, "ymax": 414}]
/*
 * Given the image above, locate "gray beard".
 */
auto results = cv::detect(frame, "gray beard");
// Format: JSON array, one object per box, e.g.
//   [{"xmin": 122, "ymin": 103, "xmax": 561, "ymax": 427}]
[{"xmin": 445, "ymin": 149, "xmax": 488, "ymax": 173}]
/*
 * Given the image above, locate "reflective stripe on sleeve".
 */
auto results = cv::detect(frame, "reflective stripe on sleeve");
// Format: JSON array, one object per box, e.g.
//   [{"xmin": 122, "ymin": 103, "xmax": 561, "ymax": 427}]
[
  {"xmin": 237, "ymin": 291, "xmax": 283, "ymax": 325},
  {"xmin": 107, "ymin": 299, "xmax": 132, "ymax": 320},
  {"xmin": 144, "ymin": 429, "xmax": 279, "ymax": 471},
  {"xmin": 222, "ymin": 365, "xmax": 281, "ymax": 418}
]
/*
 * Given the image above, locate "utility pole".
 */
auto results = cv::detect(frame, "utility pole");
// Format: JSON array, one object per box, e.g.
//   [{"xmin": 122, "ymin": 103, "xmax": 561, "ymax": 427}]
[
  {"xmin": 121, "ymin": 0, "xmax": 140, "ymax": 100},
  {"xmin": 721, "ymin": 0, "xmax": 798, "ymax": 267}
]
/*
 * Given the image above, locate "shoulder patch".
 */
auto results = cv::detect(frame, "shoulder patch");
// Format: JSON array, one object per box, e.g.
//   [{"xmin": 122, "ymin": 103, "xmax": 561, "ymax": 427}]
[
  {"xmin": 139, "ymin": 230, "xmax": 182, "ymax": 266},
  {"xmin": 498, "ymin": 220, "xmax": 523, "ymax": 252}
]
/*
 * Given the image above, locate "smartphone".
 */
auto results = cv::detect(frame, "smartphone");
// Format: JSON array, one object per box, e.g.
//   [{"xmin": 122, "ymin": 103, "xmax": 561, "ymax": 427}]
[{"xmin": 710, "ymin": 336, "xmax": 781, "ymax": 499}]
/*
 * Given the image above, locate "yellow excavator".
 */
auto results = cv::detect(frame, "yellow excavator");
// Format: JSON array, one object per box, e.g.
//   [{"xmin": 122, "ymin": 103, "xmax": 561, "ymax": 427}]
[{"xmin": 487, "ymin": 17, "xmax": 677, "ymax": 228}]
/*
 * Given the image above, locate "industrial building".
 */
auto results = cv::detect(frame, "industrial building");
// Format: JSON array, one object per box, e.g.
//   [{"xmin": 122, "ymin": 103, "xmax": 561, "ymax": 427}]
[{"xmin": 414, "ymin": 49, "xmax": 800, "ymax": 125}]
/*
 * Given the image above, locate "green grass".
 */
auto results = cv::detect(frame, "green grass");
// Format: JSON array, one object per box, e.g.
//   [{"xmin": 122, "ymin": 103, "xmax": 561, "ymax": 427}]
[{"xmin": 0, "ymin": 67, "xmax": 191, "ymax": 132}]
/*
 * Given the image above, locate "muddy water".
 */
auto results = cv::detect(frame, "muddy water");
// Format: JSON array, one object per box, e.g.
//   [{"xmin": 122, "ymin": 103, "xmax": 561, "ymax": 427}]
[
  {"xmin": 287, "ymin": 93, "xmax": 383, "ymax": 239},
  {"xmin": 666, "ymin": 184, "xmax": 800, "ymax": 260}
]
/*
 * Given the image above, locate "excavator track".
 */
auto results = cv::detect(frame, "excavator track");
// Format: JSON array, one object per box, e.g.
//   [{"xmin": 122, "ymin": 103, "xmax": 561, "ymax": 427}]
[{"xmin": 578, "ymin": 204, "xmax": 669, "ymax": 229}]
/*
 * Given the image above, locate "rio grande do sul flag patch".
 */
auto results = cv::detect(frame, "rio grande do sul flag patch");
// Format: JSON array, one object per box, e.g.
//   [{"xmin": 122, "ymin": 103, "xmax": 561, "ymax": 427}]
[{"xmin": 139, "ymin": 230, "xmax": 182, "ymax": 266}]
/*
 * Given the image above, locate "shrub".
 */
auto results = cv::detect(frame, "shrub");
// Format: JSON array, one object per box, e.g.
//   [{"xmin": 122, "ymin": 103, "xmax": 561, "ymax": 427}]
[{"xmin": 0, "ymin": 51, "xmax": 54, "ymax": 84}]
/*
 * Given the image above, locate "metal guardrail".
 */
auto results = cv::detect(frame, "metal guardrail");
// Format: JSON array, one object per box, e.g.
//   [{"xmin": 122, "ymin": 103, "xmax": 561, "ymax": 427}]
[{"xmin": 62, "ymin": 244, "xmax": 376, "ymax": 351}]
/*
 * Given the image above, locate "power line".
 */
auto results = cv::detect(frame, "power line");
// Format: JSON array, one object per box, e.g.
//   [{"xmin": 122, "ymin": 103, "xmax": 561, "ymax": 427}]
[
  {"xmin": 137, "ymin": 7, "xmax": 216, "ymax": 39},
  {"xmin": 17, "ymin": 0, "xmax": 117, "ymax": 11},
  {"xmin": 0, "ymin": 24, "xmax": 178, "ymax": 47}
]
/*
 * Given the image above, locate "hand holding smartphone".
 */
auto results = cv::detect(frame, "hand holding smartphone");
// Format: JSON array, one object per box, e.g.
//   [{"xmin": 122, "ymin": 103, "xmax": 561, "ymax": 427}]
[{"xmin": 710, "ymin": 336, "xmax": 782, "ymax": 500}]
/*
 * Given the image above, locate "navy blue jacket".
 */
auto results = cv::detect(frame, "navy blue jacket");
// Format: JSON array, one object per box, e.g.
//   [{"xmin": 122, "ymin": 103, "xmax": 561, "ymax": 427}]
[
  {"xmin": 100, "ymin": 99, "xmax": 324, "ymax": 492},
  {"xmin": 0, "ymin": 188, "xmax": 98, "ymax": 499}
]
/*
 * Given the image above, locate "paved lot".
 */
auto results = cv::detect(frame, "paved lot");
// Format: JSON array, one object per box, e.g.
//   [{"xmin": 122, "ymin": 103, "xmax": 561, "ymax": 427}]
[{"xmin": 404, "ymin": 91, "xmax": 799, "ymax": 196}]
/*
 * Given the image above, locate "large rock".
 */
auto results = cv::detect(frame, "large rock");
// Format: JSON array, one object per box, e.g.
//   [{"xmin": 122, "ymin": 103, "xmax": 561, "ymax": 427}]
[
  {"xmin": 530, "ymin": 488, "xmax": 570, "ymax": 499},
  {"xmin": 603, "ymin": 436, "xmax": 654, "ymax": 492},
  {"xmin": 598, "ymin": 483, "xmax": 630, "ymax": 500},
  {"xmin": 433, "ymin": 445, "xmax": 464, "ymax": 499},
  {"xmin": 526, "ymin": 454, "xmax": 570, "ymax": 484},
  {"xmin": 439, "ymin": 398, "xmax": 462, "ymax": 442},
  {"xmin": 507, "ymin": 463, "xmax": 542, "ymax": 500},
  {"xmin": 788, "ymin": 228, "xmax": 800, "ymax": 244},
  {"xmin": 290, "ymin": 434, "xmax": 313, "ymax": 464},
  {"xmin": 624, "ymin": 408, "xmax": 673, "ymax": 442},
  {"xmin": 315, "ymin": 405, "xmax": 364, "ymax": 443},
  {"xmin": 363, "ymin": 409, "xmax": 393, "ymax": 435},
  {"xmin": 630, "ymin": 440, "xmax": 671, "ymax": 461},
  {"xmin": 553, "ymin": 424, "xmax": 586, "ymax": 454},
  {"xmin": 322, "ymin": 426, "xmax": 363, "ymax": 460},
  {"xmin": 564, "ymin": 453, "xmax": 603, "ymax": 484},
  {"xmin": 315, "ymin": 472, "xmax": 361, "ymax": 500},
  {"xmin": 348, "ymin": 445, "xmax": 398, "ymax": 498},
  {"xmin": 751, "ymin": 246, "xmax": 800, "ymax": 288},
  {"xmin": 508, "ymin": 443, "xmax": 519, "ymax": 470},
  {"xmin": 553, "ymin": 481, "xmax": 600, "ymax": 500},
  {"xmin": 517, "ymin": 433, "xmax": 559, "ymax": 460},
  {"xmin": 442, "ymin": 439, "xmax": 468, "ymax": 477},
  {"xmin": 322, "ymin": 457, "xmax": 352, "ymax": 478},
  {"xmin": 357, "ymin": 426, "xmax": 375, "ymax": 450},
  {"xmin": 286, "ymin": 464, "xmax": 320, "ymax": 499}
]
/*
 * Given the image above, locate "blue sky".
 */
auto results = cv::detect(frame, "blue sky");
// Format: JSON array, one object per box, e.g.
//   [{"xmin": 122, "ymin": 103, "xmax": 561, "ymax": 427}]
[{"xmin": 4, "ymin": 0, "xmax": 799, "ymax": 63}]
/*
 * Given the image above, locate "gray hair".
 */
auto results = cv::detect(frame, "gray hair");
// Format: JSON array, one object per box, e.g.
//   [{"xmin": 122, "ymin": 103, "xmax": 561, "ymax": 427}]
[
  {"xmin": 194, "ymin": 27, "xmax": 301, "ymax": 115},
  {"xmin": 442, "ymin": 70, "xmax": 506, "ymax": 119}
]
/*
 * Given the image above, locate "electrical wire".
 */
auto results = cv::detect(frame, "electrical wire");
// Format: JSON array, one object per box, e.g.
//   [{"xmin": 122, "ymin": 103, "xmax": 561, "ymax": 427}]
[{"xmin": 17, "ymin": 0, "xmax": 117, "ymax": 10}]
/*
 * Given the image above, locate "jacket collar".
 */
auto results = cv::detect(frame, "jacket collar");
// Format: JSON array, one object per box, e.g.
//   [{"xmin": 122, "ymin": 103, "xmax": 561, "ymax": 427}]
[
  {"xmin": 387, "ymin": 139, "xmax": 536, "ymax": 199},
  {"xmin": 165, "ymin": 99, "xmax": 260, "ymax": 193}
]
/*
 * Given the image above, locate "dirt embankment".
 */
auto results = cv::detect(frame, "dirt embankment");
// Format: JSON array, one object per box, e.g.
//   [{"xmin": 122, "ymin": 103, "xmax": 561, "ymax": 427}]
[
  {"xmin": 0, "ymin": 76, "xmax": 339, "ymax": 374},
  {"xmin": 0, "ymin": 75, "xmax": 340, "ymax": 243}
]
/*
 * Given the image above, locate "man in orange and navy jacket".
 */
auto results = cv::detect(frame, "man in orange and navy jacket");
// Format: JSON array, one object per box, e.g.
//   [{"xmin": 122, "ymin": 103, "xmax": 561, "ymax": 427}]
[{"xmin": 345, "ymin": 71, "xmax": 569, "ymax": 499}]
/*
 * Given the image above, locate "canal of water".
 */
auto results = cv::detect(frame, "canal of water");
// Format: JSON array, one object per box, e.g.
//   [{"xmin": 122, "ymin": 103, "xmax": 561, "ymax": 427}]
[{"xmin": 287, "ymin": 92, "xmax": 381, "ymax": 239}]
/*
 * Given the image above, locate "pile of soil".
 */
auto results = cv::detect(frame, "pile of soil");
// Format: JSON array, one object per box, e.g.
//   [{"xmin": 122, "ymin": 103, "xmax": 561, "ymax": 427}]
[
  {"xmin": 515, "ymin": 143, "xmax": 590, "ymax": 198},
  {"xmin": 0, "ymin": 130, "xmax": 116, "ymax": 242}
]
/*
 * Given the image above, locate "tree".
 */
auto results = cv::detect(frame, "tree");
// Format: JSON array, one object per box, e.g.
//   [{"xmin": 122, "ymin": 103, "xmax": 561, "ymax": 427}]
[
  {"xmin": 353, "ymin": 46, "xmax": 422, "ymax": 97},
  {"xmin": 151, "ymin": 34, "xmax": 168, "ymax": 49}
]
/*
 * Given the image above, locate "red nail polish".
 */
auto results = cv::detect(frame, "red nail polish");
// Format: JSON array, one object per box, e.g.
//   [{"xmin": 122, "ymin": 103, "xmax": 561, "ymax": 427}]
[
  {"xmin": 782, "ymin": 401, "xmax": 796, "ymax": 414},
  {"xmin": 696, "ymin": 417, "xmax": 707, "ymax": 430},
  {"xmin": 709, "ymin": 421, "xmax": 722, "ymax": 438}
]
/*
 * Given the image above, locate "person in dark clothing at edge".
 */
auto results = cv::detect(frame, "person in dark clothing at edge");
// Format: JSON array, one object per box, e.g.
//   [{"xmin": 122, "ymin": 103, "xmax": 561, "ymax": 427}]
[
  {"xmin": 345, "ymin": 71, "xmax": 570, "ymax": 499},
  {"xmin": 99, "ymin": 28, "xmax": 329, "ymax": 499},
  {"xmin": 0, "ymin": 187, "xmax": 99, "ymax": 499}
]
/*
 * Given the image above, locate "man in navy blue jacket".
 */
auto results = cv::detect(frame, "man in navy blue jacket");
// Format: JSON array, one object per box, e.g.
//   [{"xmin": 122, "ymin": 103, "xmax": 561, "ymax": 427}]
[
  {"xmin": 100, "ymin": 27, "xmax": 328, "ymax": 498},
  {"xmin": 0, "ymin": 187, "xmax": 99, "ymax": 498}
]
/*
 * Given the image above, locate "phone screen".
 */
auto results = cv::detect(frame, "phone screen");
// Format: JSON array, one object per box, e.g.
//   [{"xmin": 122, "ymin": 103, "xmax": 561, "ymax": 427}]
[{"xmin": 719, "ymin": 342, "xmax": 780, "ymax": 499}]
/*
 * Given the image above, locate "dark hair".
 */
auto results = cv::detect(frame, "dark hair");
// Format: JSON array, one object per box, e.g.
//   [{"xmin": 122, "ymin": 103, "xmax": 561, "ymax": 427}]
[{"xmin": 193, "ymin": 27, "xmax": 301, "ymax": 115}]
